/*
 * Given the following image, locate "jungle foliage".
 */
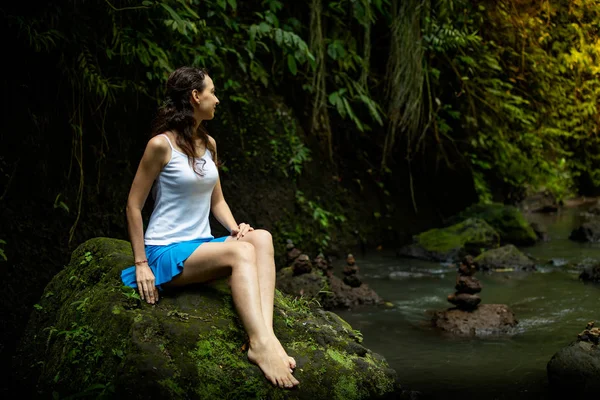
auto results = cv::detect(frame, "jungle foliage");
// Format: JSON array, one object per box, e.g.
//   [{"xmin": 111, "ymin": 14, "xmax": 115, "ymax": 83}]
[{"xmin": 4, "ymin": 0, "xmax": 599, "ymax": 238}]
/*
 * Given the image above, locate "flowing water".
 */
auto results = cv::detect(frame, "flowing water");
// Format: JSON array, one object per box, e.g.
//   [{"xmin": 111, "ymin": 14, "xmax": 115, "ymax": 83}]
[{"xmin": 335, "ymin": 206, "xmax": 599, "ymax": 400}]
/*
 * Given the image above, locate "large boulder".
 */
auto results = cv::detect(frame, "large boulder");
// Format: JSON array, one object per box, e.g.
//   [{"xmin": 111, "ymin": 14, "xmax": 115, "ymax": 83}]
[
  {"xmin": 570, "ymin": 219, "xmax": 600, "ymax": 243},
  {"xmin": 398, "ymin": 218, "xmax": 500, "ymax": 262},
  {"xmin": 12, "ymin": 238, "xmax": 400, "ymax": 399},
  {"xmin": 518, "ymin": 191, "xmax": 559, "ymax": 213},
  {"xmin": 449, "ymin": 203, "xmax": 538, "ymax": 246},
  {"xmin": 276, "ymin": 267, "xmax": 328, "ymax": 299},
  {"xmin": 579, "ymin": 264, "xmax": 600, "ymax": 283},
  {"xmin": 321, "ymin": 276, "xmax": 383, "ymax": 310},
  {"xmin": 276, "ymin": 268, "xmax": 384, "ymax": 310},
  {"xmin": 547, "ymin": 341, "xmax": 600, "ymax": 395},
  {"xmin": 431, "ymin": 304, "xmax": 518, "ymax": 336},
  {"xmin": 473, "ymin": 244, "xmax": 537, "ymax": 272}
]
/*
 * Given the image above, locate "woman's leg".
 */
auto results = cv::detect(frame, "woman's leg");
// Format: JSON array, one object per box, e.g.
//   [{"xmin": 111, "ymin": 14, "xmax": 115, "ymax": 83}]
[
  {"xmin": 228, "ymin": 230, "xmax": 296, "ymax": 369},
  {"xmin": 164, "ymin": 241, "xmax": 299, "ymax": 388}
]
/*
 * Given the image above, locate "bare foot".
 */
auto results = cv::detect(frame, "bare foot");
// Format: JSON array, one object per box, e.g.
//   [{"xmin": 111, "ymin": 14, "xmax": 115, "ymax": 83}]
[
  {"xmin": 273, "ymin": 337, "xmax": 296, "ymax": 370},
  {"xmin": 247, "ymin": 338, "xmax": 300, "ymax": 388}
]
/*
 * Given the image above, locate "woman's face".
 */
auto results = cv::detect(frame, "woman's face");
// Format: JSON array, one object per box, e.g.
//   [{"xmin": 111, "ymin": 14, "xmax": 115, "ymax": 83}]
[{"xmin": 191, "ymin": 75, "xmax": 219, "ymax": 121}]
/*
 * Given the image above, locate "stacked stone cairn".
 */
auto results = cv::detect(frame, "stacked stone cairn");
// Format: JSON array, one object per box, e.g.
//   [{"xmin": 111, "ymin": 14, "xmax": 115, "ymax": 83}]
[
  {"xmin": 343, "ymin": 254, "xmax": 362, "ymax": 288},
  {"xmin": 447, "ymin": 255, "xmax": 483, "ymax": 310},
  {"xmin": 578, "ymin": 321, "xmax": 600, "ymax": 345},
  {"xmin": 313, "ymin": 253, "xmax": 333, "ymax": 277},
  {"xmin": 286, "ymin": 239, "xmax": 302, "ymax": 263}
]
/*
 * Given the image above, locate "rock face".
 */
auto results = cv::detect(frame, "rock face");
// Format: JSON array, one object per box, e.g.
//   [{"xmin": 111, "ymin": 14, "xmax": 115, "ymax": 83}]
[
  {"xmin": 474, "ymin": 244, "xmax": 537, "ymax": 271},
  {"xmin": 570, "ymin": 219, "xmax": 600, "ymax": 242},
  {"xmin": 449, "ymin": 203, "xmax": 538, "ymax": 245},
  {"xmin": 579, "ymin": 264, "xmax": 600, "ymax": 283},
  {"xmin": 519, "ymin": 191, "xmax": 559, "ymax": 213},
  {"xmin": 547, "ymin": 322, "xmax": 600, "ymax": 396},
  {"xmin": 13, "ymin": 238, "xmax": 400, "ymax": 400},
  {"xmin": 431, "ymin": 304, "xmax": 518, "ymax": 336},
  {"xmin": 398, "ymin": 218, "xmax": 500, "ymax": 262}
]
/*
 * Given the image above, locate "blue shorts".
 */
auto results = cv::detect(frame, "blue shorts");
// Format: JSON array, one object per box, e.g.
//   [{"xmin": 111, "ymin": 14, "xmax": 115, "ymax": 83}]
[{"xmin": 121, "ymin": 236, "xmax": 229, "ymax": 289}]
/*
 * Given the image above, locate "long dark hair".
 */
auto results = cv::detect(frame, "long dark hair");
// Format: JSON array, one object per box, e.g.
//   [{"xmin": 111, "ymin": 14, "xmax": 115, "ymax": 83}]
[{"xmin": 151, "ymin": 66, "xmax": 217, "ymax": 176}]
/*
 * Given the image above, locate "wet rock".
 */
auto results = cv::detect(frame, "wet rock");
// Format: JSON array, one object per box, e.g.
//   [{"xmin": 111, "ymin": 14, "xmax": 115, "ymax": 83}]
[
  {"xmin": 460, "ymin": 255, "xmax": 478, "ymax": 275},
  {"xmin": 341, "ymin": 253, "xmax": 363, "ymax": 288},
  {"xmin": 448, "ymin": 203, "xmax": 538, "ymax": 246},
  {"xmin": 313, "ymin": 253, "xmax": 331, "ymax": 274},
  {"xmin": 343, "ymin": 274, "xmax": 362, "ymax": 288},
  {"xmin": 577, "ymin": 321, "xmax": 600, "ymax": 345},
  {"xmin": 343, "ymin": 265, "xmax": 360, "ymax": 276},
  {"xmin": 579, "ymin": 264, "xmax": 600, "ymax": 283},
  {"xmin": 570, "ymin": 219, "xmax": 600, "ymax": 242},
  {"xmin": 447, "ymin": 292, "xmax": 481, "ymax": 309},
  {"xmin": 432, "ymin": 304, "xmax": 518, "ymax": 336},
  {"xmin": 276, "ymin": 267, "xmax": 327, "ymax": 298},
  {"xmin": 14, "ymin": 238, "xmax": 400, "ymax": 399},
  {"xmin": 292, "ymin": 253, "xmax": 312, "ymax": 276},
  {"xmin": 547, "ymin": 321, "xmax": 600, "ymax": 396},
  {"xmin": 455, "ymin": 276, "xmax": 482, "ymax": 294},
  {"xmin": 519, "ymin": 191, "xmax": 559, "ymax": 213},
  {"xmin": 398, "ymin": 218, "xmax": 500, "ymax": 262},
  {"xmin": 530, "ymin": 221, "xmax": 549, "ymax": 242},
  {"xmin": 322, "ymin": 275, "xmax": 383, "ymax": 309},
  {"xmin": 474, "ymin": 244, "xmax": 536, "ymax": 272}
]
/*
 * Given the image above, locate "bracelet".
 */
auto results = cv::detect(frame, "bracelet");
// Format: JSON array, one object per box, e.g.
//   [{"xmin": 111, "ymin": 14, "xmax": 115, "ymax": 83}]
[{"xmin": 134, "ymin": 259, "xmax": 148, "ymax": 265}]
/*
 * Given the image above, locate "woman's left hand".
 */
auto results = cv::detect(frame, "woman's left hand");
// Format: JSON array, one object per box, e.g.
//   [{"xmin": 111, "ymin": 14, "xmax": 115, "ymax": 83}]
[{"xmin": 231, "ymin": 222, "xmax": 254, "ymax": 240}]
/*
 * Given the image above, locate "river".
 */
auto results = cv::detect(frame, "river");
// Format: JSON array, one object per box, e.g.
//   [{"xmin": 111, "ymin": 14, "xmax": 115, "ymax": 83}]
[{"xmin": 336, "ymin": 205, "xmax": 599, "ymax": 400}]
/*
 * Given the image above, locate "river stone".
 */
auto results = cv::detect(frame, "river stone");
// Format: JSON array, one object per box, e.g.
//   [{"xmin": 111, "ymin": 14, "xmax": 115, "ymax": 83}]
[
  {"xmin": 474, "ymin": 244, "xmax": 536, "ymax": 271},
  {"xmin": 547, "ymin": 341, "xmax": 600, "ymax": 395},
  {"xmin": 321, "ymin": 275, "xmax": 384, "ymax": 309},
  {"xmin": 13, "ymin": 238, "xmax": 400, "ymax": 399},
  {"xmin": 398, "ymin": 218, "xmax": 500, "ymax": 262},
  {"xmin": 570, "ymin": 219, "xmax": 600, "ymax": 242},
  {"xmin": 455, "ymin": 276, "xmax": 482, "ymax": 294},
  {"xmin": 447, "ymin": 292, "xmax": 481, "ymax": 309},
  {"xmin": 448, "ymin": 203, "xmax": 538, "ymax": 245},
  {"xmin": 579, "ymin": 264, "xmax": 600, "ymax": 283},
  {"xmin": 276, "ymin": 267, "xmax": 327, "ymax": 299},
  {"xmin": 519, "ymin": 191, "xmax": 559, "ymax": 213},
  {"xmin": 431, "ymin": 304, "xmax": 518, "ymax": 336}
]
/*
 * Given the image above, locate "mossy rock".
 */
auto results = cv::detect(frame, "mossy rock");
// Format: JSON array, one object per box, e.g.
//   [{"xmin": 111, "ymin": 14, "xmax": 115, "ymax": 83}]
[
  {"xmin": 474, "ymin": 245, "xmax": 536, "ymax": 272},
  {"xmin": 450, "ymin": 203, "xmax": 537, "ymax": 246},
  {"xmin": 398, "ymin": 218, "xmax": 500, "ymax": 262},
  {"xmin": 547, "ymin": 341, "xmax": 600, "ymax": 395},
  {"xmin": 13, "ymin": 238, "xmax": 399, "ymax": 399}
]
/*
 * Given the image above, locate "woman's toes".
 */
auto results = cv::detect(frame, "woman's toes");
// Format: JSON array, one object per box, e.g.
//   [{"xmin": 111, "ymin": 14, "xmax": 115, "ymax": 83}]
[{"xmin": 291, "ymin": 375, "xmax": 300, "ymax": 385}]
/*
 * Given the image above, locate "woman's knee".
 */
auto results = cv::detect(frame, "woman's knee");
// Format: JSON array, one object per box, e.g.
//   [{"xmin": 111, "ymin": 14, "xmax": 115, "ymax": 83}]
[
  {"xmin": 230, "ymin": 241, "xmax": 256, "ymax": 265},
  {"xmin": 247, "ymin": 229, "xmax": 274, "ymax": 252}
]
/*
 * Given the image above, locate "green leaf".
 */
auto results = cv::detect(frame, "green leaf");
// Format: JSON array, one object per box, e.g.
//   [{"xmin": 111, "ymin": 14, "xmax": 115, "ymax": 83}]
[{"xmin": 287, "ymin": 54, "xmax": 297, "ymax": 75}]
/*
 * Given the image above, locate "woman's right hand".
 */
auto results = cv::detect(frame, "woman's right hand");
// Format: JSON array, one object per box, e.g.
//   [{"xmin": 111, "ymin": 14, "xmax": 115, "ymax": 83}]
[{"xmin": 136, "ymin": 264, "xmax": 158, "ymax": 304}]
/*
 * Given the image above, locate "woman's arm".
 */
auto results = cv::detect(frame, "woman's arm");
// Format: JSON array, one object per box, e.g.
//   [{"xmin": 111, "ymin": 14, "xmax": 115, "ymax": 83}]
[{"xmin": 126, "ymin": 135, "xmax": 169, "ymax": 303}]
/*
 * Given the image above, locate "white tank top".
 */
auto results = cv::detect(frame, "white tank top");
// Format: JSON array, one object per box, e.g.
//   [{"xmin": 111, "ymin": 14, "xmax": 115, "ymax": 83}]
[{"xmin": 144, "ymin": 134, "xmax": 218, "ymax": 245}]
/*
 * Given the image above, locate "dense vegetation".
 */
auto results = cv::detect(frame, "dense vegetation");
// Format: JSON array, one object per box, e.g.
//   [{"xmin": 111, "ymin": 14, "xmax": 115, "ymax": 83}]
[{"xmin": 1, "ymin": 0, "xmax": 600, "ymax": 395}]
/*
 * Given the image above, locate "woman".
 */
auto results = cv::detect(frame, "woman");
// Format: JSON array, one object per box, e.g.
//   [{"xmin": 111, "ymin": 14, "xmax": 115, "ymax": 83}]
[{"xmin": 120, "ymin": 66, "xmax": 299, "ymax": 389}]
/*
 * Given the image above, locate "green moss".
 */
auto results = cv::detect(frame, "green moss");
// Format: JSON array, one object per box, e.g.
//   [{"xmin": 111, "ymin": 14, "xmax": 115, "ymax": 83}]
[
  {"xmin": 417, "ymin": 218, "xmax": 499, "ymax": 253},
  {"xmin": 327, "ymin": 348, "xmax": 355, "ymax": 370},
  {"xmin": 334, "ymin": 375, "xmax": 360, "ymax": 400},
  {"xmin": 454, "ymin": 203, "xmax": 537, "ymax": 245},
  {"xmin": 16, "ymin": 237, "xmax": 399, "ymax": 399},
  {"xmin": 158, "ymin": 377, "xmax": 185, "ymax": 397}
]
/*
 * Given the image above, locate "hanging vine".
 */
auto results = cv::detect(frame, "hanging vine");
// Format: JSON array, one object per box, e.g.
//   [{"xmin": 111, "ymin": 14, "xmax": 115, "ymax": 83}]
[{"xmin": 309, "ymin": 0, "xmax": 333, "ymax": 162}]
